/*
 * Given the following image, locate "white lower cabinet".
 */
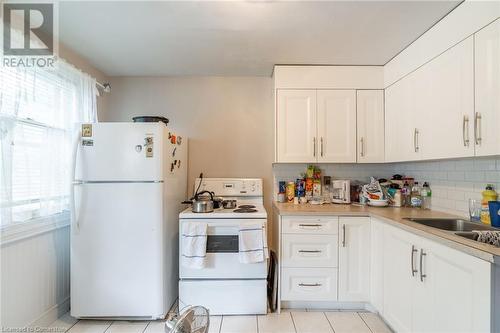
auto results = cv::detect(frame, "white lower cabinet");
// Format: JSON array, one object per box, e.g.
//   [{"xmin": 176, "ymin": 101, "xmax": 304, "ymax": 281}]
[
  {"xmin": 338, "ymin": 217, "xmax": 371, "ymax": 302},
  {"xmin": 279, "ymin": 215, "xmax": 492, "ymax": 332},
  {"xmin": 381, "ymin": 221, "xmax": 491, "ymax": 333},
  {"xmin": 369, "ymin": 218, "xmax": 385, "ymax": 312},
  {"xmin": 280, "ymin": 216, "xmax": 340, "ymax": 303},
  {"xmin": 281, "ymin": 267, "xmax": 338, "ymax": 301},
  {"xmin": 282, "ymin": 234, "xmax": 338, "ymax": 268}
]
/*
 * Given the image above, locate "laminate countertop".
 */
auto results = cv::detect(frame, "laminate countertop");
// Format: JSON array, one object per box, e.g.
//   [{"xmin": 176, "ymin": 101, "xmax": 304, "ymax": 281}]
[{"xmin": 273, "ymin": 202, "xmax": 500, "ymax": 263}]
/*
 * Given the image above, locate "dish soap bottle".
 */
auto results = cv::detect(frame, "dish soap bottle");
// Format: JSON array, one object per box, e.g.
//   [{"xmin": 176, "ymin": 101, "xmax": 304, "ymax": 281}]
[
  {"xmin": 481, "ymin": 184, "xmax": 498, "ymax": 224},
  {"xmin": 421, "ymin": 182, "xmax": 432, "ymax": 210}
]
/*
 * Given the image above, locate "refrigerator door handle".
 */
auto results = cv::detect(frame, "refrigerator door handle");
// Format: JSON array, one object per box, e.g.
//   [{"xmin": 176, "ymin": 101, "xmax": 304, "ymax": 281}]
[{"xmin": 71, "ymin": 129, "xmax": 81, "ymax": 232}]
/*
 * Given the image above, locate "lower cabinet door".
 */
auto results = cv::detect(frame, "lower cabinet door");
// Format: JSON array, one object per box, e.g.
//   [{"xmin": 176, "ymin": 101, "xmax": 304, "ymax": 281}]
[
  {"xmin": 338, "ymin": 217, "xmax": 370, "ymax": 302},
  {"xmin": 281, "ymin": 267, "xmax": 338, "ymax": 301},
  {"xmin": 423, "ymin": 239, "xmax": 491, "ymax": 333},
  {"xmin": 382, "ymin": 225, "xmax": 416, "ymax": 333}
]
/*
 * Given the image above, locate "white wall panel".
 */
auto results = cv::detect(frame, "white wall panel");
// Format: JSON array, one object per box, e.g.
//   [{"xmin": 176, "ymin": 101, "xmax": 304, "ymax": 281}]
[
  {"xmin": 274, "ymin": 66, "xmax": 384, "ymax": 89},
  {"xmin": 1, "ymin": 225, "xmax": 70, "ymax": 328}
]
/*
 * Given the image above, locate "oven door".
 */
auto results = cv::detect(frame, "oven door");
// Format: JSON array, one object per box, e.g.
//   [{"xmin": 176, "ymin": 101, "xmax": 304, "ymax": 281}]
[{"xmin": 179, "ymin": 218, "xmax": 267, "ymax": 279}]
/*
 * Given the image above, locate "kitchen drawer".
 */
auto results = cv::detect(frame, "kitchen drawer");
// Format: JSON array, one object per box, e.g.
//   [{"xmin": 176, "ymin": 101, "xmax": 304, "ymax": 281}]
[
  {"xmin": 282, "ymin": 234, "xmax": 338, "ymax": 268},
  {"xmin": 282, "ymin": 216, "xmax": 338, "ymax": 235},
  {"xmin": 281, "ymin": 267, "xmax": 338, "ymax": 301}
]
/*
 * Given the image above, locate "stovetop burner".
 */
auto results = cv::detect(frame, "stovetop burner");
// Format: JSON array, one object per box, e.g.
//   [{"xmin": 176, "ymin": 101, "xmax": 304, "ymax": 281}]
[
  {"xmin": 234, "ymin": 208, "xmax": 258, "ymax": 213},
  {"xmin": 238, "ymin": 205, "xmax": 256, "ymax": 209}
]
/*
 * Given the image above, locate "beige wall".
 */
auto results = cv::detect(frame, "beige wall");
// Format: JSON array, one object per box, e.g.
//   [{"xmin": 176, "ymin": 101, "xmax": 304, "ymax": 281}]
[
  {"xmin": 102, "ymin": 76, "xmax": 275, "ymax": 213},
  {"xmin": 59, "ymin": 42, "xmax": 109, "ymax": 118}
]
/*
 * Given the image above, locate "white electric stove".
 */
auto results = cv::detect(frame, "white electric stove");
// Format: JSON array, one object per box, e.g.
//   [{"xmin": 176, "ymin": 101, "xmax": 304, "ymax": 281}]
[{"xmin": 178, "ymin": 178, "xmax": 268, "ymax": 315}]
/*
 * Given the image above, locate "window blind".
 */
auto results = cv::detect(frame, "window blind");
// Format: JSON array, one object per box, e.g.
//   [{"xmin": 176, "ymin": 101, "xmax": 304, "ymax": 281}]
[{"xmin": 0, "ymin": 60, "xmax": 98, "ymax": 228}]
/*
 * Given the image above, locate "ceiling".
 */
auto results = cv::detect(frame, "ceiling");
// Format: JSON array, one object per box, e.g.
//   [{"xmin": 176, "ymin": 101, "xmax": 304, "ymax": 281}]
[{"xmin": 58, "ymin": 1, "xmax": 461, "ymax": 77}]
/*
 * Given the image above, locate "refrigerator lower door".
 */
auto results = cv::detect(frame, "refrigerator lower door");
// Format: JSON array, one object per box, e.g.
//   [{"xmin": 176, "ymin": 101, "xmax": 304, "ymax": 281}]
[{"xmin": 71, "ymin": 182, "xmax": 169, "ymax": 319}]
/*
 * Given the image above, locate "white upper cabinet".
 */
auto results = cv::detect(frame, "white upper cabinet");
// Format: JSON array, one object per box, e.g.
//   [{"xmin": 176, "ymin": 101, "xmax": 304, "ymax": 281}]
[
  {"xmin": 419, "ymin": 37, "xmax": 474, "ymax": 160},
  {"xmin": 475, "ymin": 19, "xmax": 500, "ymax": 156},
  {"xmin": 317, "ymin": 90, "xmax": 356, "ymax": 163},
  {"xmin": 274, "ymin": 66, "xmax": 383, "ymax": 164},
  {"xmin": 385, "ymin": 75, "xmax": 422, "ymax": 162},
  {"xmin": 276, "ymin": 90, "xmax": 317, "ymax": 162},
  {"xmin": 275, "ymin": 89, "xmax": 357, "ymax": 163},
  {"xmin": 338, "ymin": 217, "xmax": 370, "ymax": 302},
  {"xmin": 356, "ymin": 90, "xmax": 385, "ymax": 163},
  {"xmin": 385, "ymin": 37, "xmax": 474, "ymax": 162}
]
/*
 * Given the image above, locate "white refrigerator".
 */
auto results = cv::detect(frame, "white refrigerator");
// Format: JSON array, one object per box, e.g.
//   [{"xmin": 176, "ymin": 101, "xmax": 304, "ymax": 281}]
[{"xmin": 70, "ymin": 122, "xmax": 187, "ymax": 319}]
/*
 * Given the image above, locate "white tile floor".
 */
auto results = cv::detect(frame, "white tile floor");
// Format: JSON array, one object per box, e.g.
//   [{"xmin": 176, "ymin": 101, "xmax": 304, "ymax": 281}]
[{"xmin": 50, "ymin": 310, "xmax": 392, "ymax": 333}]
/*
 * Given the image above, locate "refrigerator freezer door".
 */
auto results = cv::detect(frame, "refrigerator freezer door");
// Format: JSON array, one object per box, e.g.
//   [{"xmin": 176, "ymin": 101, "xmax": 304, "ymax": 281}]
[
  {"xmin": 71, "ymin": 182, "xmax": 168, "ymax": 318},
  {"xmin": 75, "ymin": 122, "xmax": 166, "ymax": 182}
]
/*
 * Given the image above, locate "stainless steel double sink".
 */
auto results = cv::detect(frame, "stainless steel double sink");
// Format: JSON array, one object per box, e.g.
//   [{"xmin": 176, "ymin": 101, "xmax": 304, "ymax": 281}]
[{"xmin": 403, "ymin": 218, "xmax": 499, "ymax": 243}]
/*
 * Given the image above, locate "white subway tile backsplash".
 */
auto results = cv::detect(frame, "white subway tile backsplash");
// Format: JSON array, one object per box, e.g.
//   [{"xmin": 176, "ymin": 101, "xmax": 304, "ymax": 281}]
[
  {"xmin": 447, "ymin": 171, "xmax": 465, "ymax": 181},
  {"xmin": 273, "ymin": 156, "xmax": 499, "ymax": 217},
  {"xmin": 464, "ymin": 171, "xmax": 485, "ymax": 182}
]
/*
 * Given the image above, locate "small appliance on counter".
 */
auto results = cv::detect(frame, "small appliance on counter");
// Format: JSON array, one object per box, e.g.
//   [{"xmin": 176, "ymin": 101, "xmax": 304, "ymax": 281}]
[{"xmin": 331, "ymin": 180, "xmax": 351, "ymax": 204}]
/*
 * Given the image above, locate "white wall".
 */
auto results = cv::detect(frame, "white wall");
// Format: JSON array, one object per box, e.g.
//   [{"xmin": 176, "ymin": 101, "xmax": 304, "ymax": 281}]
[{"xmin": 102, "ymin": 76, "xmax": 275, "ymax": 212}]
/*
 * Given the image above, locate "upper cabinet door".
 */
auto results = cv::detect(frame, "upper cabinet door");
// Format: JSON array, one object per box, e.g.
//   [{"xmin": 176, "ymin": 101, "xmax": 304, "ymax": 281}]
[
  {"xmin": 475, "ymin": 19, "xmax": 500, "ymax": 157},
  {"xmin": 385, "ymin": 76, "xmax": 421, "ymax": 162},
  {"xmin": 317, "ymin": 90, "xmax": 356, "ymax": 163},
  {"xmin": 419, "ymin": 37, "xmax": 475, "ymax": 160},
  {"xmin": 276, "ymin": 90, "xmax": 317, "ymax": 163},
  {"xmin": 356, "ymin": 90, "xmax": 385, "ymax": 163}
]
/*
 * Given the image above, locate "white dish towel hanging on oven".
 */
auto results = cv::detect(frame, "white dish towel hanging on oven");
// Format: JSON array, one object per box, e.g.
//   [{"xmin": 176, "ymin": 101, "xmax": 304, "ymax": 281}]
[
  {"xmin": 239, "ymin": 222, "xmax": 269, "ymax": 264},
  {"xmin": 181, "ymin": 222, "xmax": 208, "ymax": 269}
]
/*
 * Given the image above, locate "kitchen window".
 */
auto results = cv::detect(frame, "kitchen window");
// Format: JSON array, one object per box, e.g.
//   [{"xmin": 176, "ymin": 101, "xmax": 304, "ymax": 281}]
[{"xmin": 0, "ymin": 61, "xmax": 98, "ymax": 236}]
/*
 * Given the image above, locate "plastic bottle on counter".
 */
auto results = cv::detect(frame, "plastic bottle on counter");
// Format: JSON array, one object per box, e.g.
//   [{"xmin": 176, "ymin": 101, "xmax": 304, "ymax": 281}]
[
  {"xmin": 402, "ymin": 181, "xmax": 411, "ymax": 207},
  {"xmin": 421, "ymin": 182, "xmax": 432, "ymax": 210},
  {"xmin": 410, "ymin": 182, "xmax": 422, "ymax": 208},
  {"xmin": 481, "ymin": 184, "xmax": 498, "ymax": 225}
]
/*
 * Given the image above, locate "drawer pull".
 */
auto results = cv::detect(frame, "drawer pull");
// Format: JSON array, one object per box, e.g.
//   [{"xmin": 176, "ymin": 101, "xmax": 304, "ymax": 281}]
[
  {"xmin": 298, "ymin": 250, "xmax": 322, "ymax": 253},
  {"xmin": 298, "ymin": 283, "xmax": 322, "ymax": 287},
  {"xmin": 299, "ymin": 224, "xmax": 322, "ymax": 228}
]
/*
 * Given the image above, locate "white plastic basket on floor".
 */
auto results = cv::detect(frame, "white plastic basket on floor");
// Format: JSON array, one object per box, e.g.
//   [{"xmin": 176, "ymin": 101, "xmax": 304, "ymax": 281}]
[{"xmin": 165, "ymin": 305, "xmax": 210, "ymax": 333}]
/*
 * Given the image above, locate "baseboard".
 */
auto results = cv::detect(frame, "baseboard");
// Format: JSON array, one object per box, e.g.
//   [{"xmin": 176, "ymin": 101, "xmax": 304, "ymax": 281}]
[
  {"xmin": 30, "ymin": 297, "xmax": 70, "ymax": 328},
  {"xmin": 281, "ymin": 301, "xmax": 371, "ymax": 310}
]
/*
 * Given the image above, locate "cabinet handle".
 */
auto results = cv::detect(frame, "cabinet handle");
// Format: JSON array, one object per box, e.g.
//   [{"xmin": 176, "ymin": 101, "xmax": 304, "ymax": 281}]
[
  {"xmin": 410, "ymin": 245, "xmax": 418, "ymax": 277},
  {"xmin": 463, "ymin": 115, "xmax": 470, "ymax": 147},
  {"xmin": 475, "ymin": 112, "xmax": 482, "ymax": 145},
  {"xmin": 414, "ymin": 128, "xmax": 419, "ymax": 153},
  {"xmin": 298, "ymin": 283, "xmax": 322, "ymax": 287},
  {"xmin": 360, "ymin": 137, "xmax": 365, "ymax": 157},
  {"xmin": 419, "ymin": 249, "xmax": 427, "ymax": 282},
  {"xmin": 342, "ymin": 224, "xmax": 346, "ymax": 247},
  {"xmin": 298, "ymin": 250, "xmax": 322, "ymax": 253},
  {"xmin": 320, "ymin": 137, "xmax": 324, "ymax": 157},
  {"xmin": 313, "ymin": 137, "xmax": 316, "ymax": 157},
  {"xmin": 298, "ymin": 223, "xmax": 322, "ymax": 228}
]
